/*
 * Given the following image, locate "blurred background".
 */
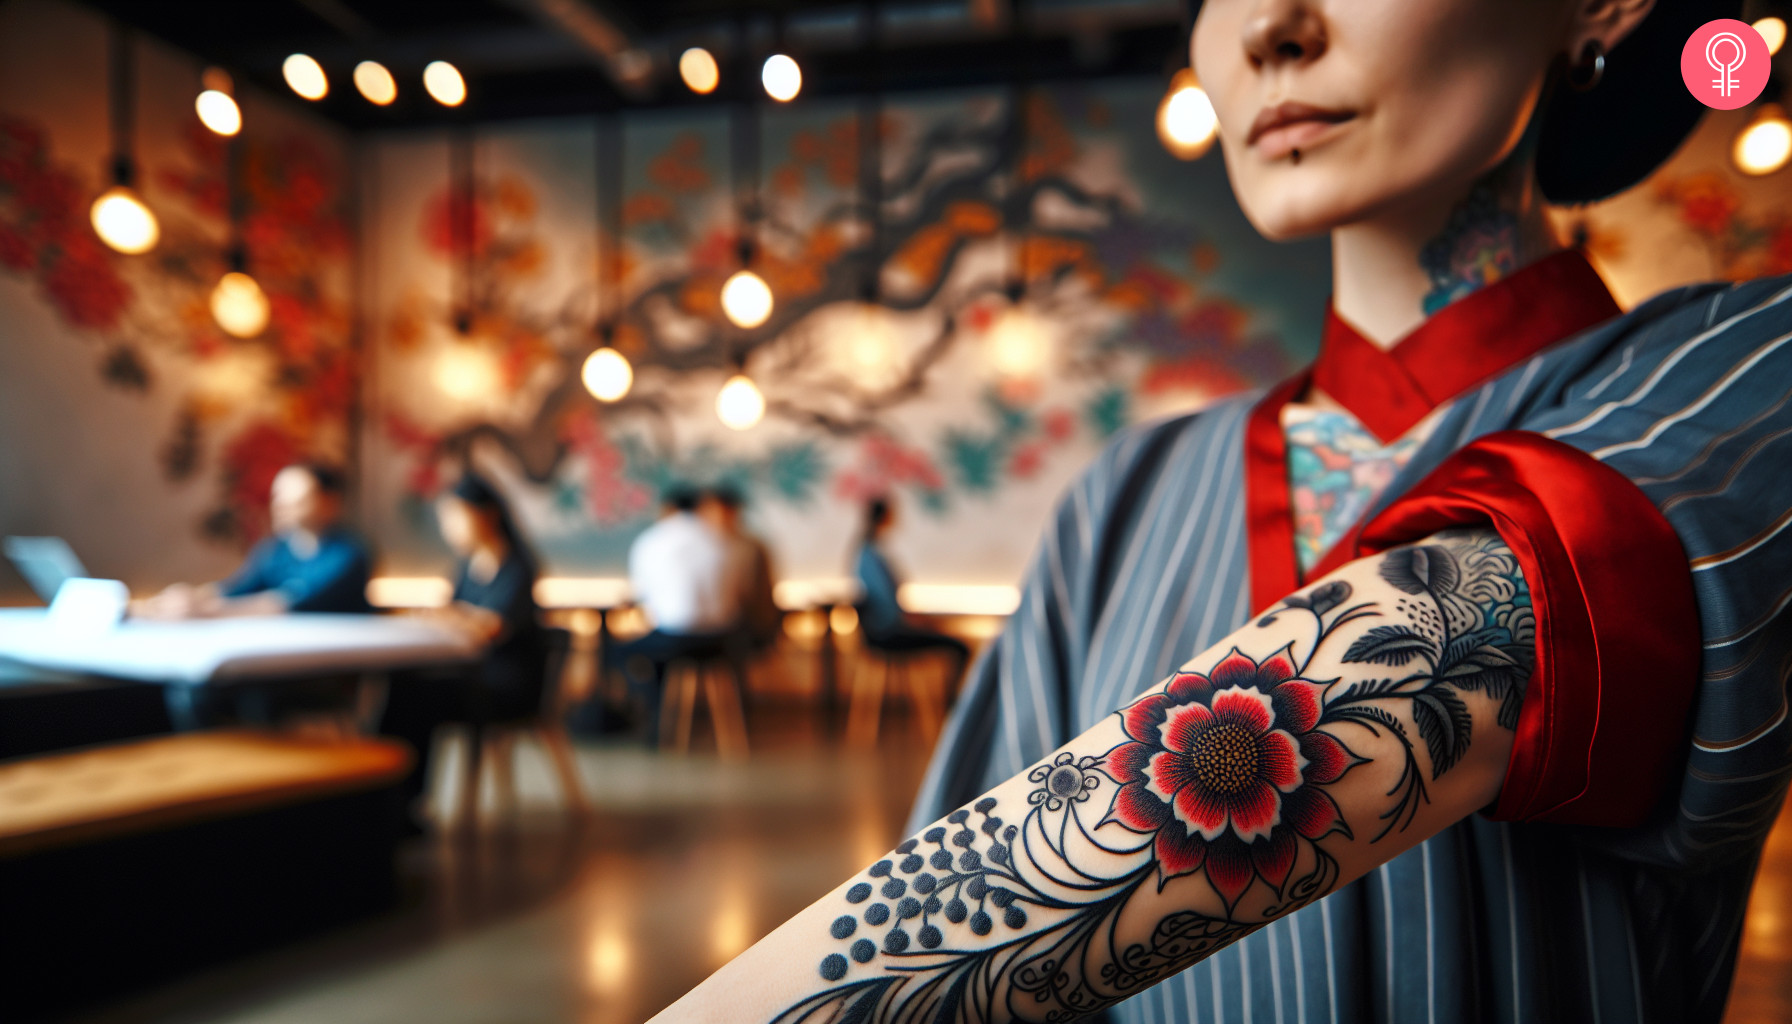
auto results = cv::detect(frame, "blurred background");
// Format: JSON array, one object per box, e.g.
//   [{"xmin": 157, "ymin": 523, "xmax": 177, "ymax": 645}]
[{"xmin": 0, "ymin": 0, "xmax": 1787, "ymax": 1020}]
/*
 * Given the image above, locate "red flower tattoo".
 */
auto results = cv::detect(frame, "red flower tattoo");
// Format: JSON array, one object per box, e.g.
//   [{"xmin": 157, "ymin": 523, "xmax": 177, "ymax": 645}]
[{"xmin": 1103, "ymin": 646, "xmax": 1363, "ymax": 907}]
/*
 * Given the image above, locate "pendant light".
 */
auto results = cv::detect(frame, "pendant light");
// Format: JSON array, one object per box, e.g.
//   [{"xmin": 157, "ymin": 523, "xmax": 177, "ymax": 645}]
[
  {"xmin": 988, "ymin": 0, "xmax": 1051, "ymax": 383},
  {"xmin": 210, "ymin": 139, "xmax": 270, "ymax": 338},
  {"xmin": 721, "ymin": 28, "xmax": 773, "ymax": 331},
  {"xmin": 717, "ymin": 24, "xmax": 768, "ymax": 430},
  {"xmin": 583, "ymin": 114, "xmax": 633, "ymax": 402},
  {"xmin": 1734, "ymin": 102, "xmax": 1791, "ymax": 176},
  {"xmin": 847, "ymin": 0, "xmax": 898, "ymax": 384},
  {"xmin": 1155, "ymin": 4, "xmax": 1216, "ymax": 160},
  {"xmin": 423, "ymin": 61, "xmax": 467, "ymax": 107},
  {"xmin": 90, "ymin": 23, "xmax": 160, "ymax": 255},
  {"xmin": 450, "ymin": 128, "xmax": 477, "ymax": 335},
  {"xmin": 283, "ymin": 54, "xmax": 329, "ymax": 100},
  {"xmin": 196, "ymin": 67, "xmax": 242, "ymax": 137},
  {"xmin": 680, "ymin": 47, "xmax": 720, "ymax": 94}
]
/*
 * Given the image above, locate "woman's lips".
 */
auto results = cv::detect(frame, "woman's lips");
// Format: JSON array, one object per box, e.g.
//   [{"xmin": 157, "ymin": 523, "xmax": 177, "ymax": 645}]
[{"xmin": 1247, "ymin": 102, "xmax": 1356, "ymax": 160}]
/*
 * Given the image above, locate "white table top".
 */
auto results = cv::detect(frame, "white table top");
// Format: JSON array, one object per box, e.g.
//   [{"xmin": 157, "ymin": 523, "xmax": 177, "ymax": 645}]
[{"xmin": 0, "ymin": 610, "xmax": 478, "ymax": 685}]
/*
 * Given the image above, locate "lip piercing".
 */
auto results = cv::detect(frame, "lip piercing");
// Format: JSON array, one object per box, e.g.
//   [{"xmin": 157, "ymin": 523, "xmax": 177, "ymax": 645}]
[{"xmin": 1291, "ymin": 148, "xmax": 1302, "ymax": 165}]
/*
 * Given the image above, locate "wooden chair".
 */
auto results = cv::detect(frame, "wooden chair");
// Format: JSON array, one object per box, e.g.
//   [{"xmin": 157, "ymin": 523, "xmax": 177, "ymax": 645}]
[
  {"xmin": 845, "ymin": 612, "xmax": 950, "ymax": 746},
  {"xmin": 456, "ymin": 627, "xmax": 590, "ymax": 829},
  {"xmin": 659, "ymin": 640, "xmax": 750, "ymax": 760}
]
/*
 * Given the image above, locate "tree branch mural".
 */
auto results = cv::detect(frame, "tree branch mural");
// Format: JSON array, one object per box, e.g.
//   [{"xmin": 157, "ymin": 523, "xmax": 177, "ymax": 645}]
[{"xmin": 382, "ymin": 85, "xmax": 1302, "ymax": 534}]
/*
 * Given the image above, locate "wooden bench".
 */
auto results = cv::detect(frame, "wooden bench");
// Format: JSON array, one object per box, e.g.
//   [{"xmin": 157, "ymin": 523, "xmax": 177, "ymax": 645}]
[{"xmin": 0, "ymin": 731, "xmax": 410, "ymax": 1020}]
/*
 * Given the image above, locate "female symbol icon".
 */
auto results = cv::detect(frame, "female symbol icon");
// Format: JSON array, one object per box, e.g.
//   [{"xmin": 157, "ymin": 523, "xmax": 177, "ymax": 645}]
[
  {"xmin": 1707, "ymin": 32, "xmax": 1746, "ymax": 97},
  {"xmin": 1682, "ymin": 19, "xmax": 1769, "ymax": 110}
]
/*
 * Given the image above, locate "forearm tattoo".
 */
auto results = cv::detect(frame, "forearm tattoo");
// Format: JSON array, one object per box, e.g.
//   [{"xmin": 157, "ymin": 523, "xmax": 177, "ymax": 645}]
[{"xmin": 779, "ymin": 530, "xmax": 1532, "ymax": 1023}]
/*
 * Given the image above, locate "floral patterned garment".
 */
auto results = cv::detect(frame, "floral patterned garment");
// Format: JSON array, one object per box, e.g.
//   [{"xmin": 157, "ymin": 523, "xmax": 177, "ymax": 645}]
[{"xmin": 1281, "ymin": 404, "xmax": 1421, "ymax": 573}]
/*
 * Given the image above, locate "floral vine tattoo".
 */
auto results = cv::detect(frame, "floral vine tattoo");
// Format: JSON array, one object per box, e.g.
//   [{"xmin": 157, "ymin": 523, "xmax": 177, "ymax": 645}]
[{"xmin": 776, "ymin": 530, "xmax": 1532, "ymax": 1024}]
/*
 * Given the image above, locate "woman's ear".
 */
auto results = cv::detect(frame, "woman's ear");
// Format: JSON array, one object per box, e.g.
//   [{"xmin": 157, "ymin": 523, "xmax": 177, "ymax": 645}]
[{"xmin": 1566, "ymin": 0, "xmax": 1658, "ymax": 57}]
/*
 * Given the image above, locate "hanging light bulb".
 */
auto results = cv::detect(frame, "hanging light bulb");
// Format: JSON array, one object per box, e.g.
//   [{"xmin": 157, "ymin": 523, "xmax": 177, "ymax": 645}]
[
  {"xmin": 1753, "ymin": 17, "xmax": 1786, "ymax": 57},
  {"xmin": 90, "ymin": 185, "xmax": 159, "ymax": 254},
  {"xmin": 582, "ymin": 347, "xmax": 633, "ymax": 402},
  {"xmin": 986, "ymin": 302, "xmax": 1054, "ymax": 381},
  {"xmin": 195, "ymin": 67, "xmax": 241, "ymax": 136},
  {"xmin": 354, "ymin": 60, "xmax": 398, "ymax": 105},
  {"xmin": 283, "ymin": 54, "xmax": 329, "ymax": 100},
  {"xmin": 721, "ymin": 269, "xmax": 774, "ymax": 328},
  {"xmin": 423, "ymin": 60, "xmax": 466, "ymax": 107},
  {"xmin": 1157, "ymin": 69, "xmax": 1218, "ymax": 160},
  {"xmin": 1734, "ymin": 105, "xmax": 1792, "ymax": 176},
  {"xmin": 680, "ymin": 47, "xmax": 720, "ymax": 94},
  {"xmin": 211, "ymin": 272, "xmax": 270, "ymax": 338},
  {"xmin": 211, "ymin": 264, "xmax": 271, "ymax": 338},
  {"xmin": 762, "ymin": 54, "xmax": 802, "ymax": 102},
  {"xmin": 716, "ymin": 373, "xmax": 766, "ymax": 430}
]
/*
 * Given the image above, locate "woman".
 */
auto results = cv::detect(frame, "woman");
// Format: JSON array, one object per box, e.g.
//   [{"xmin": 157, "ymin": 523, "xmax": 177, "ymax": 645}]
[
  {"xmin": 854, "ymin": 496, "xmax": 970, "ymax": 682},
  {"xmin": 381, "ymin": 472, "xmax": 547, "ymax": 826},
  {"xmin": 658, "ymin": 1, "xmax": 1788, "ymax": 1022}
]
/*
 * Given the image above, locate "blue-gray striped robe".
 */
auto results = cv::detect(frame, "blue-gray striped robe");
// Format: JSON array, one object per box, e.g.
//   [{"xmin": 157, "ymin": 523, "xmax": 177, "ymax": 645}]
[{"xmin": 910, "ymin": 273, "xmax": 1792, "ymax": 1023}]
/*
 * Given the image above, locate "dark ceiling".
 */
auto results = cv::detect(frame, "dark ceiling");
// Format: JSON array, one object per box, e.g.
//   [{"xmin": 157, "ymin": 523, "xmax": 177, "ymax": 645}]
[{"xmin": 83, "ymin": 0, "xmax": 1190, "ymax": 130}]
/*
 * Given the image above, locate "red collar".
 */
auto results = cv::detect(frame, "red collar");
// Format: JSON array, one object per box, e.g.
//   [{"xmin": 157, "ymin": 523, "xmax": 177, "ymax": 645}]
[{"xmin": 1245, "ymin": 250, "xmax": 1621, "ymax": 612}]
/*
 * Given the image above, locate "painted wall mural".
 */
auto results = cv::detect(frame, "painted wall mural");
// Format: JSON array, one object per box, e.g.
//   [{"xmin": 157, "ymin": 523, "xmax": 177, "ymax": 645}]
[
  {"xmin": 362, "ymin": 83, "xmax": 1333, "ymax": 584},
  {"xmin": 0, "ymin": 0, "xmax": 354, "ymax": 598}
]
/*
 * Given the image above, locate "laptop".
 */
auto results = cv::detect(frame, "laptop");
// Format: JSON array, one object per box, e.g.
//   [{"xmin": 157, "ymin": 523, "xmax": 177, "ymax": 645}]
[{"xmin": 4, "ymin": 536, "xmax": 91, "ymax": 603}]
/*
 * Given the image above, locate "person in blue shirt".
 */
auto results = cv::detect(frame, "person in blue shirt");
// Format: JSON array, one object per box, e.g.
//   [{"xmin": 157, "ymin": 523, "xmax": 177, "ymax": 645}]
[
  {"xmin": 853, "ymin": 496, "xmax": 968, "ymax": 679},
  {"xmin": 137, "ymin": 462, "xmax": 373, "ymax": 618}
]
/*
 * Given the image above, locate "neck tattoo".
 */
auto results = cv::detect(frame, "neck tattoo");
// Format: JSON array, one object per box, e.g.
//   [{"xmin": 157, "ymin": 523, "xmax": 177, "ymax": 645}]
[{"xmin": 1417, "ymin": 184, "xmax": 1520, "ymax": 316}]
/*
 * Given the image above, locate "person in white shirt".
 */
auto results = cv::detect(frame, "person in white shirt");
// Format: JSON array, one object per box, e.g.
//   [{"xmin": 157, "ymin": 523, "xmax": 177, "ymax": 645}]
[{"xmin": 610, "ymin": 486, "xmax": 740, "ymax": 742}]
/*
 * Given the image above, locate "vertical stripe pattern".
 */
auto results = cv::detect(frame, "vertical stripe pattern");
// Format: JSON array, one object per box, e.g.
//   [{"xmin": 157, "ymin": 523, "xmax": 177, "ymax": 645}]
[{"xmin": 908, "ymin": 273, "xmax": 1792, "ymax": 1023}]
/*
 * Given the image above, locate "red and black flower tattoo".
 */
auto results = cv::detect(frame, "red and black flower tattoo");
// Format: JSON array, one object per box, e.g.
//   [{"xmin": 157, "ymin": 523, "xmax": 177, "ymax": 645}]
[{"xmin": 774, "ymin": 530, "xmax": 1532, "ymax": 1024}]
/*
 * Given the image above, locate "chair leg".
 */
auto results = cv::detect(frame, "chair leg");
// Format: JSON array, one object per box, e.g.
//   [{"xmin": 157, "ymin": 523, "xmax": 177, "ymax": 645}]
[
  {"xmin": 538, "ymin": 724, "xmax": 590, "ymax": 817},
  {"xmin": 910, "ymin": 659, "xmax": 944, "ymax": 744},
  {"xmin": 846, "ymin": 653, "xmax": 888, "ymax": 746},
  {"xmin": 657, "ymin": 664, "xmax": 683, "ymax": 751},
  {"xmin": 663, "ymin": 662, "xmax": 700, "ymax": 754},
  {"xmin": 704, "ymin": 662, "xmax": 750, "ymax": 760},
  {"xmin": 458, "ymin": 724, "xmax": 485, "ymax": 832},
  {"xmin": 490, "ymin": 729, "xmax": 518, "ymax": 823}
]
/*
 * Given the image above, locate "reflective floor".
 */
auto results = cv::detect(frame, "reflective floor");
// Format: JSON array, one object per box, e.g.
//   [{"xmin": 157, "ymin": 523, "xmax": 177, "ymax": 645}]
[{"xmin": 69, "ymin": 703, "xmax": 1792, "ymax": 1024}]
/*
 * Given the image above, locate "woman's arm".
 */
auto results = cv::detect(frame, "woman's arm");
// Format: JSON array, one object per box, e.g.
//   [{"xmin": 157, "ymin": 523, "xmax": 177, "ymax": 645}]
[{"xmin": 655, "ymin": 527, "xmax": 1533, "ymax": 1023}]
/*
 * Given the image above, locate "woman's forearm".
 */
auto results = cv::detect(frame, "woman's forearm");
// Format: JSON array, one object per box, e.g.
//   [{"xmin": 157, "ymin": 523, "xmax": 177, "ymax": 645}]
[{"xmin": 656, "ymin": 527, "xmax": 1532, "ymax": 1024}]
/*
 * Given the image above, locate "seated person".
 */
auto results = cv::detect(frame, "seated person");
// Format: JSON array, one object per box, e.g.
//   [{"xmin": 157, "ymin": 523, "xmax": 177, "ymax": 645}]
[
  {"xmin": 136, "ymin": 462, "xmax": 373, "ymax": 619},
  {"xmin": 852, "ymin": 495, "xmax": 968, "ymax": 681},
  {"xmin": 702, "ymin": 484, "xmax": 781, "ymax": 652},
  {"xmin": 379, "ymin": 472, "xmax": 547, "ymax": 829},
  {"xmin": 608, "ymin": 485, "xmax": 739, "ymax": 742}
]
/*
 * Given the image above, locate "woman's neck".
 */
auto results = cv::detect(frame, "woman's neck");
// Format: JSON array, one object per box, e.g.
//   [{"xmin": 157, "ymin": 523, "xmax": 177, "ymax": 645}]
[{"xmin": 1330, "ymin": 157, "xmax": 1559, "ymax": 350}]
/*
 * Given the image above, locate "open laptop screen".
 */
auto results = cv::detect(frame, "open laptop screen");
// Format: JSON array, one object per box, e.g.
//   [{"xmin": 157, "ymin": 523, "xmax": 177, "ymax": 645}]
[{"xmin": 3, "ymin": 537, "xmax": 90, "ymax": 603}]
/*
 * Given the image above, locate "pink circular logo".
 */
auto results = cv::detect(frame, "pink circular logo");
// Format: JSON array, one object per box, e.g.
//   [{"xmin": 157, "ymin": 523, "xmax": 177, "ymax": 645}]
[{"xmin": 1681, "ymin": 20, "xmax": 1770, "ymax": 109}]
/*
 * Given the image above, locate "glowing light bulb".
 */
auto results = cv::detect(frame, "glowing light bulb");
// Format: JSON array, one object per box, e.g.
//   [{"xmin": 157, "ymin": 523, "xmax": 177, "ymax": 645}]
[
  {"xmin": 842, "ymin": 302, "xmax": 902, "ymax": 389},
  {"xmin": 721, "ymin": 269, "xmax": 774, "ymax": 328},
  {"xmin": 354, "ymin": 61, "xmax": 397, "ymax": 106},
  {"xmin": 762, "ymin": 54, "xmax": 802, "ymax": 102},
  {"xmin": 283, "ymin": 54, "xmax": 328, "ymax": 100},
  {"xmin": 423, "ymin": 60, "xmax": 466, "ymax": 107},
  {"xmin": 986, "ymin": 304, "xmax": 1053, "ymax": 380},
  {"xmin": 680, "ymin": 47, "xmax": 719, "ymax": 95},
  {"xmin": 1734, "ymin": 105, "xmax": 1792, "ymax": 176},
  {"xmin": 210, "ymin": 272, "xmax": 271, "ymax": 338},
  {"xmin": 1753, "ymin": 17, "xmax": 1786, "ymax": 57},
  {"xmin": 1157, "ymin": 69, "xmax": 1218, "ymax": 160},
  {"xmin": 90, "ymin": 186, "xmax": 159, "ymax": 254},
  {"xmin": 434, "ymin": 344, "xmax": 498, "ymax": 401},
  {"xmin": 195, "ymin": 89, "xmax": 241, "ymax": 136},
  {"xmin": 716, "ymin": 374, "xmax": 766, "ymax": 430},
  {"xmin": 581, "ymin": 347, "xmax": 633, "ymax": 402}
]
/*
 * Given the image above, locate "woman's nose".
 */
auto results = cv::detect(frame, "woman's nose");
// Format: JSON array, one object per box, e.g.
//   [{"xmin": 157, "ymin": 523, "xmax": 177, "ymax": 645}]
[{"xmin": 1240, "ymin": 0, "xmax": 1328, "ymax": 71}]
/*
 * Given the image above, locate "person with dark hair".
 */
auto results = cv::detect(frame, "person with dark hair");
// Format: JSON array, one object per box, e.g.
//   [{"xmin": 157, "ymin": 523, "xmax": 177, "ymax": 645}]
[
  {"xmin": 656, "ymin": 2, "xmax": 1792, "ymax": 1021},
  {"xmin": 703, "ymin": 483, "xmax": 781, "ymax": 651},
  {"xmin": 852, "ymin": 494, "xmax": 969, "ymax": 679},
  {"xmin": 136, "ymin": 462, "xmax": 373, "ymax": 619},
  {"xmin": 608, "ymin": 484, "xmax": 739, "ymax": 742},
  {"xmin": 379, "ymin": 471, "xmax": 549, "ymax": 826}
]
